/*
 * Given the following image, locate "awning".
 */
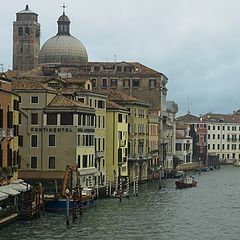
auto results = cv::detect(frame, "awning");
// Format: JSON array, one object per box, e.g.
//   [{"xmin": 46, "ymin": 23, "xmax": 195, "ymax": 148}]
[
  {"xmin": 9, "ymin": 179, "xmax": 32, "ymax": 192},
  {"xmin": 0, "ymin": 191, "xmax": 8, "ymax": 201},
  {"xmin": 0, "ymin": 186, "xmax": 20, "ymax": 196}
]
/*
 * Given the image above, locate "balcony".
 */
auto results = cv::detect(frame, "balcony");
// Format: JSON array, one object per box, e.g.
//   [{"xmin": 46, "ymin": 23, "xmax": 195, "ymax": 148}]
[
  {"xmin": 95, "ymin": 150, "xmax": 104, "ymax": 158},
  {"xmin": 7, "ymin": 128, "xmax": 14, "ymax": 138},
  {"xmin": 119, "ymin": 140, "xmax": 126, "ymax": 147},
  {"xmin": 0, "ymin": 129, "xmax": 6, "ymax": 139}
]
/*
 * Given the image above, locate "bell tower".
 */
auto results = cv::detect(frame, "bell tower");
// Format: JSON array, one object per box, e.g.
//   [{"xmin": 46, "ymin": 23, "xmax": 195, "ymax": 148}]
[{"xmin": 13, "ymin": 5, "xmax": 40, "ymax": 71}]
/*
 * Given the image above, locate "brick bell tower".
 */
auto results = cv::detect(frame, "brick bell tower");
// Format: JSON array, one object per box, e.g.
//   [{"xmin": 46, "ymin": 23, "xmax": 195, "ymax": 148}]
[{"xmin": 13, "ymin": 5, "xmax": 40, "ymax": 71}]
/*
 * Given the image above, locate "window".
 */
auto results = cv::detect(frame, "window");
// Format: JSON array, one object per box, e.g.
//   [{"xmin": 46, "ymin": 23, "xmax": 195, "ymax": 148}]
[
  {"xmin": 18, "ymin": 135, "xmax": 23, "ymax": 147},
  {"xmin": 25, "ymin": 27, "xmax": 29, "ymax": 36},
  {"xmin": 13, "ymin": 99, "xmax": 19, "ymax": 111},
  {"xmin": 213, "ymin": 134, "xmax": 215, "ymax": 139},
  {"xmin": 98, "ymin": 115, "xmax": 101, "ymax": 128},
  {"xmin": 47, "ymin": 113, "xmax": 57, "ymax": 125},
  {"xmin": 123, "ymin": 79, "xmax": 130, "ymax": 88},
  {"xmin": 176, "ymin": 143, "xmax": 182, "ymax": 151},
  {"xmin": 83, "ymin": 155, "xmax": 88, "ymax": 168},
  {"xmin": 149, "ymin": 79, "xmax": 156, "ymax": 88},
  {"xmin": 98, "ymin": 100, "xmax": 105, "ymax": 109},
  {"xmin": 213, "ymin": 126, "xmax": 215, "ymax": 130},
  {"xmin": 103, "ymin": 138, "xmax": 105, "ymax": 151},
  {"xmin": 60, "ymin": 113, "xmax": 73, "ymax": 125},
  {"xmin": 228, "ymin": 126, "xmax": 230, "ymax": 131},
  {"xmin": 133, "ymin": 79, "xmax": 139, "ymax": 88},
  {"xmin": 124, "ymin": 66, "xmax": 132, "ymax": 73},
  {"xmin": 19, "ymin": 113, "xmax": 22, "ymax": 125},
  {"xmin": 31, "ymin": 156, "xmax": 37, "ymax": 169},
  {"xmin": 91, "ymin": 79, "xmax": 96, "ymax": 87},
  {"xmin": 217, "ymin": 144, "xmax": 220, "ymax": 150},
  {"xmin": 31, "ymin": 135, "xmax": 38, "ymax": 148},
  {"xmin": 18, "ymin": 27, "xmax": 23, "ymax": 36},
  {"xmin": 116, "ymin": 66, "xmax": 122, "ymax": 72},
  {"xmin": 208, "ymin": 134, "xmax": 210, "ymax": 139},
  {"xmin": 94, "ymin": 66, "xmax": 100, "ymax": 72},
  {"xmin": 208, "ymin": 125, "xmax": 210, "ymax": 130},
  {"xmin": 103, "ymin": 116, "xmax": 105, "ymax": 128},
  {"xmin": 217, "ymin": 134, "xmax": 220, "ymax": 139},
  {"xmin": 223, "ymin": 126, "xmax": 225, "ymax": 130},
  {"xmin": 49, "ymin": 135, "xmax": 56, "ymax": 147},
  {"xmin": 222, "ymin": 144, "xmax": 225, "ymax": 150},
  {"xmin": 48, "ymin": 157, "xmax": 55, "ymax": 169},
  {"xmin": 118, "ymin": 114, "xmax": 123, "ymax": 123},
  {"xmin": 212, "ymin": 144, "xmax": 215, "ymax": 150},
  {"xmin": 110, "ymin": 79, "xmax": 117, "ymax": 88},
  {"xmin": 31, "ymin": 96, "xmax": 39, "ymax": 104},
  {"xmin": 102, "ymin": 79, "xmax": 107, "ymax": 87},
  {"xmin": 31, "ymin": 113, "xmax": 38, "ymax": 125}
]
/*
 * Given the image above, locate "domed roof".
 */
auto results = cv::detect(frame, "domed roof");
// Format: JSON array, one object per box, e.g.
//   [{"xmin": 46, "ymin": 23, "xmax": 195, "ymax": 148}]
[
  {"xmin": 58, "ymin": 14, "xmax": 70, "ymax": 22},
  {"xmin": 39, "ymin": 12, "xmax": 88, "ymax": 66},
  {"xmin": 39, "ymin": 35, "xmax": 88, "ymax": 66}
]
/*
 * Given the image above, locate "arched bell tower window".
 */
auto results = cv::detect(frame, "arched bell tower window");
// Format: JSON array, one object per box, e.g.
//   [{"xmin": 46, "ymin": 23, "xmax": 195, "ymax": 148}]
[
  {"xmin": 25, "ymin": 27, "xmax": 30, "ymax": 36},
  {"xmin": 18, "ymin": 27, "xmax": 23, "ymax": 36}
]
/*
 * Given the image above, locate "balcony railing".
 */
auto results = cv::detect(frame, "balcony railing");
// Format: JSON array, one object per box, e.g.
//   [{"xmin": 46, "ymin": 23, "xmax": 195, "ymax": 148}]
[
  {"xmin": 7, "ymin": 128, "xmax": 14, "ymax": 138},
  {"xmin": 0, "ymin": 129, "xmax": 6, "ymax": 139},
  {"xmin": 95, "ymin": 150, "xmax": 104, "ymax": 158},
  {"xmin": 119, "ymin": 140, "xmax": 126, "ymax": 147}
]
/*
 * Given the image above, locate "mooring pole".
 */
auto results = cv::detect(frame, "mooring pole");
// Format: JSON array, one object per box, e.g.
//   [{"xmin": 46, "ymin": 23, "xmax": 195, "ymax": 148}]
[{"xmin": 66, "ymin": 188, "xmax": 70, "ymax": 226}]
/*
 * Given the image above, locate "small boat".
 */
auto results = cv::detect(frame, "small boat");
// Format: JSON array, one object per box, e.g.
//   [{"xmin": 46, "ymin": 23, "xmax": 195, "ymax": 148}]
[
  {"xmin": 233, "ymin": 159, "xmax": 240, "ymax": 167},
  {"xmin": 111, "ymin": 191, "xmax": 129, "ymax": 199},
  {"xmin": 175, "ymin": 177, "xmax": 197, "ymax": 189}
]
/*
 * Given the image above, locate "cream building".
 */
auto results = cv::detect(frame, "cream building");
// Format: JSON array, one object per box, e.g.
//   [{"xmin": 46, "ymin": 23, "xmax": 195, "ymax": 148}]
[
  {"xmin": 12, "ymin": 79, "xmax": 97, "ymax": 190},
  {"xmin": 175, "ymin": 124, "xmax": 193, "ymax": 164},
  {"xmin": 203, "ymin": 113, "xmax": 240, "ymax": 163}
]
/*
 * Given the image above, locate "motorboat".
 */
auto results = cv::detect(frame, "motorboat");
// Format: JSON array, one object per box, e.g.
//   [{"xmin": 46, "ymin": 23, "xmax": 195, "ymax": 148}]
[{"xmin": 175, "ymin": 176, "xmax": 197, "ymax": 189}]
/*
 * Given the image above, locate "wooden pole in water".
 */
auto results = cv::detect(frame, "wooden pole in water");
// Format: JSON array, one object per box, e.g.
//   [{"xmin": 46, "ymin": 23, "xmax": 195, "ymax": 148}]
[
  {"xmin": 135, "ymin": 176, "xmax": 139, "ymax": 196},
  {"xmin": 159, "ymin": 167, "xmax": 162, "ymax": 190},
  {"xmin": 105, "ymin": 177, "xmax": 108, "ymax": 197},
  {"xmin": 66, "ymin": 188, "xmax": 70, "ymax": 226},
  {"xmin": 119, "ymin": 178, "xmax": 122, "ymax": 202},
  {"xmin": 79, "ymin": 187, "xmax": 83, "ymax": 216}
]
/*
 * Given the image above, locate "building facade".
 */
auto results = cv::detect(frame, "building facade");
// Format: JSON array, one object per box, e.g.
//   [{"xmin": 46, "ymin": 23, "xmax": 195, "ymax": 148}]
[
  {"xmin": 106, "ymin": 101, "xmax": 128, "ymax": 185},
  {"xmin": 12, "ymin": 79, "xmax": 97, "ymax": 190},
  {"xmin": 0, "ymin": 74, "xmax": 20, "ymax": 184}
]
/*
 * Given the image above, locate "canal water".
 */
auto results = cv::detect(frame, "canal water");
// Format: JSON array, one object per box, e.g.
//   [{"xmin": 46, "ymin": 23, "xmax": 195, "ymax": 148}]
[{"xmin": 1, "ymin": 165, "xmax": 240, "ymax": 240}]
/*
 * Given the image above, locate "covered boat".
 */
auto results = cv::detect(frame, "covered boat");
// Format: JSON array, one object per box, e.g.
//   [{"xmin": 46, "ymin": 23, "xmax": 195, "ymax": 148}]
[{"xmin": 175, "ymin": 177, "xmax": 197, "ymax": 189}]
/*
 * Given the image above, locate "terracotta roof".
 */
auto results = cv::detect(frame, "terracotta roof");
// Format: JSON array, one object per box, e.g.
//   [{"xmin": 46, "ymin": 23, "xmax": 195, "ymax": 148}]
[
  {"xmin": 202, "ymin": 113, "xmax": 240, "ymax": 123},
  {"xmin": 12, "ymin": 79, "xmax": 57, "ymax": 93},
  {"xmin": 106, "ymin": 100, "xmax": 127, "ymax": 111},
  {"xmin": 176, "ymin": 113, "xmax": 202, "ymax": 123},
  {"xmin": 47, "ymin": 94, "xmax": 90, "ymax": 108},
  {"xmin": 100, "ymin": 89, "xmax": 138, "ymax": 101},
  {"xmin": 89, "ymin": 61, "xmax": 163, "ymax": 76}
]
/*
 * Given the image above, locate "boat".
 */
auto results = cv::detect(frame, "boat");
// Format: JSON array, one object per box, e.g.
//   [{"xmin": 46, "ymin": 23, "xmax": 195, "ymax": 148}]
[
  {"xmin": 175, "ymin": 177, "xmax": 197, "ymax": 189},
  {"xmin": 111, "ymin": 191, "xmax": 129, "ymax": 199},
  {"xmin": 195, "ymin": 166, "xmax": 209, "ymax": 172},
  {"xmin": 44, "ymin": 165, "xmax": 96, "ymax": 211},
  {"xmin": 44, "ymin": 194, "xmax": 96, "ymax": 210},
  {"xmin": 233, "ymin": 159, "xmax": 240, "ymax": 167}
]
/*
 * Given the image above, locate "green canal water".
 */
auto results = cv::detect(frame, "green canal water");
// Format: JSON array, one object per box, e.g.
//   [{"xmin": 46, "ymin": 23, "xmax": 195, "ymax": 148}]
[{"xmin": 1, "ymin": 165, "xmax": 240, "ymax": 240}]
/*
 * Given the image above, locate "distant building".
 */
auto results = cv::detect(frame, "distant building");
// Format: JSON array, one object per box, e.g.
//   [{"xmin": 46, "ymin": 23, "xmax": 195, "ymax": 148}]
[
  {"xmin": 203, "ymin": 113, "xmax": 240, "ymax": 164},
  {"xmin": 175, "ymin": 124, "xmax": 193, "ymax": 164},
  {"xmin": 13, "ymin": 5, "xmax": 40, "ymax": 71},
  {"xmin": 176, "ymin": 113, "xmax": 208, "ymax": 163},
  {"xmin": 0, "ymin": 73, "xmax": 20, "ymax": 184}
]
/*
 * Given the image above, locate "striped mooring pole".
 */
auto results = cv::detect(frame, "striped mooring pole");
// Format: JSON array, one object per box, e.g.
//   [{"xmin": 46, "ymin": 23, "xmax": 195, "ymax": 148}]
[
  {"xmin": 135, "ymin": 176, "xmax": 139, "ymax": 196},
  {"xmin": 105, "ymin": 177, "xmax": 109, "ymax": 197}
]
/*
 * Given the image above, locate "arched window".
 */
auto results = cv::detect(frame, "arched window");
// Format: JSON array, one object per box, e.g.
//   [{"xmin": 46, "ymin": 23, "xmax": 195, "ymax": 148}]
[
  {"xmin": 25, "ymin": 27, "xmax": 29, "ymax": 36},
  {"xmin": 18, "ymin": 27, "xmax": 23, "ymax": 36}
]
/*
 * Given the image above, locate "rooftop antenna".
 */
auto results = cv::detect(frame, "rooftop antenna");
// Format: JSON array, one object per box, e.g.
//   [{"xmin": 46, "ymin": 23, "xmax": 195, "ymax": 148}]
[
  {"xmin": 229, "ymin": 97, "xmax": 232, "ymax": 114},
  {"xmin": 113, "ymin": 54, "xmax": 117, "ymax": 62},
  {"xmin": 61, "ymin": 2, "xmax": 67, "ymax": 14},
  {"xmin": 187, "ymin": 97, "xmax": 190, "ymax": 114}
]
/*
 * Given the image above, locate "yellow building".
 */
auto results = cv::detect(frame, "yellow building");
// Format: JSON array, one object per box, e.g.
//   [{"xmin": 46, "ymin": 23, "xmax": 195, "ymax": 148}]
[
  {"xmin": 102, "ymin": 90, "xmax": 150, "ymax": 184},
  {"xmin": 106, "ymin": 100, "xmax": 128, "ymax": 185},
  {"xmin": 0, "ymin": 74, "xmax": 20, "ymax": 184}
]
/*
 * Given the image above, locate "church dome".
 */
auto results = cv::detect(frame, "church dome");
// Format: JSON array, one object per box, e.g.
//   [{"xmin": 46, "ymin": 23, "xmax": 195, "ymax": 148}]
[{"xmin": 39, "ymin": 12, "xmax": 88, "ymax": 66}]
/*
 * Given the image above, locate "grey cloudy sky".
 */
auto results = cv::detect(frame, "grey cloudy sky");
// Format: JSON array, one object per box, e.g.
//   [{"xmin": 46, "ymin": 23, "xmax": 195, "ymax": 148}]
[{"xmin": 1, "ymin": 0, "xmax": 240, "ymax": 116}]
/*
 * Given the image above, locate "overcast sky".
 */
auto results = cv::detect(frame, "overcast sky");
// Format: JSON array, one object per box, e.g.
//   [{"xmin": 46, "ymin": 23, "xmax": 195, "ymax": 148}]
[{"xmin": 1, "ymin": 0, "xmax": 240, "ymax": 116}]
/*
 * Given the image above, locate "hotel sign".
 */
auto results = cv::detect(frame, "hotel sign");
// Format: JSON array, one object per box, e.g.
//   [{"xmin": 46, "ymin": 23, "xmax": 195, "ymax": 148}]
[{"xmin": 30, "ymin": 127, "xmax": 95, "ymax": 133}]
